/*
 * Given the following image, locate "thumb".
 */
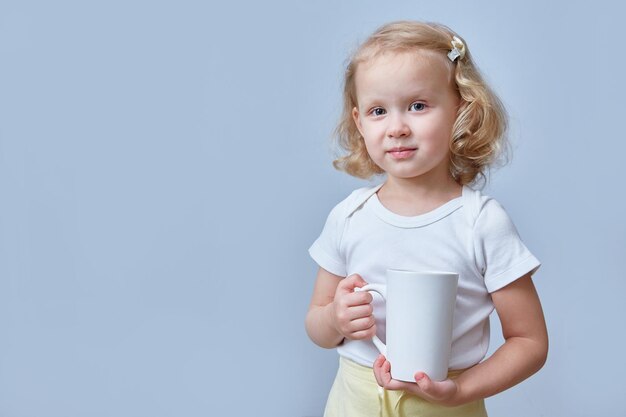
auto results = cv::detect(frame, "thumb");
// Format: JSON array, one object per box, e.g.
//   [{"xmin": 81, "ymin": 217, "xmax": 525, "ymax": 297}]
[
  {"xmin": 341, "ymin": 273, "xmax": 367, "ymax": 292},
  {"xmin": 415, "ymin": 372, "xmax": 431, "ymax": 390}
]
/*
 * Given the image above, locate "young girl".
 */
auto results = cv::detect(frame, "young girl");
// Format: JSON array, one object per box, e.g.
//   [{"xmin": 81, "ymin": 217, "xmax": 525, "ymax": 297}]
[{"xmin": 305, "ymin": 21, "xmax": 548, "ymax": 417}]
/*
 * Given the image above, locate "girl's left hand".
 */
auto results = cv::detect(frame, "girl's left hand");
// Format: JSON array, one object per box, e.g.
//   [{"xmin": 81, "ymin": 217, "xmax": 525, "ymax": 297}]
[{"xmin": 373, "ymin": 354, "xmax": 461, "ymax": 407}]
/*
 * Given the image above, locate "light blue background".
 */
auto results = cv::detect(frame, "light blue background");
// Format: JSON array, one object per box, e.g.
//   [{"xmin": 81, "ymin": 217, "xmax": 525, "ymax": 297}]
[{"xmin": 1, "ymin": 1, "xmax": 624, "ymax": 416}]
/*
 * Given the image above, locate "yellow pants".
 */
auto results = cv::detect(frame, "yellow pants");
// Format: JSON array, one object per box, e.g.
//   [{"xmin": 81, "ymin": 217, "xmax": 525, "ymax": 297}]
[{"xmin": 323, "ymin": 357, "xmax": 488, "ymax": 417}]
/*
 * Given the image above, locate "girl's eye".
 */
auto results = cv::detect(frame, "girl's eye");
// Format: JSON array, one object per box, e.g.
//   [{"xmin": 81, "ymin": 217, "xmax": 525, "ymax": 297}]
[
  {"xmin": 371, "ymin": 108, "xmax": 386, "ymax": 116},
  {"xmin": 410, "ymin": 102, "xmax": 426, "ymax": 111}
]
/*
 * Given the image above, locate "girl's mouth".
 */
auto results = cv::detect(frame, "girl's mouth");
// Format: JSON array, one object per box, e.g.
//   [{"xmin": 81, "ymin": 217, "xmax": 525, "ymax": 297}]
[{"xmin": 388, "ymin": 147, "xmax": 417, "ymax": 159}]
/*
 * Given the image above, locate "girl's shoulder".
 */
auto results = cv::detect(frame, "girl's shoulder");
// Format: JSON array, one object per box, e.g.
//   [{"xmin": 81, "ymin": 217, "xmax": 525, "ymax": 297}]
[
  {"xmin": 330, "ymin": 183, "xmax": 384, "ymax": 220},
  {"xmin": 462, "ymin": 186, "xmax": 519, "ymax": 233},
  {"xmin": 462, "ymin": 186, "xmax": 489, "ymax": 227}
]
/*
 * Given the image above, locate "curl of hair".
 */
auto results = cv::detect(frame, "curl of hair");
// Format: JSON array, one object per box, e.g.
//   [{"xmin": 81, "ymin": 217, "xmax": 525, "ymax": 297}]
[{"xmin": 332, "ymin": 21, "xmax": 509, "ymax": 187}]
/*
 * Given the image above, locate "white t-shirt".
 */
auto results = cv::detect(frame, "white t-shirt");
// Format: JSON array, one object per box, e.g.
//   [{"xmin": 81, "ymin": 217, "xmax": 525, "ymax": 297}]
[{"xmin": 309, "ymin": 184, "xmax": 540, "ymax": 370}]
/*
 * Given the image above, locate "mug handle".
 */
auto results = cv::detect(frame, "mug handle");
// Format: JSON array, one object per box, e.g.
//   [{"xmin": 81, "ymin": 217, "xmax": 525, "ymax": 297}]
[{"xmin": 355, "ymin": 284, "xmax": 387, "ymax": 356}]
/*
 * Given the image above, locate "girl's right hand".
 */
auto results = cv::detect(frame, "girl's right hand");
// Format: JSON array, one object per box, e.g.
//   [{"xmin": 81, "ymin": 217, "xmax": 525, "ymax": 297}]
[{"xmin": 330, "ymin": 274, "xmax": 377, "ymax": 341}]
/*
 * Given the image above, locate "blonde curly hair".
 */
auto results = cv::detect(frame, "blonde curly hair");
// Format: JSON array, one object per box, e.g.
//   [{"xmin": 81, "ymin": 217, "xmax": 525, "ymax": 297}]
[{"xmin": 333, "ymin": 21, "xmax": 509, "ymax": 186}]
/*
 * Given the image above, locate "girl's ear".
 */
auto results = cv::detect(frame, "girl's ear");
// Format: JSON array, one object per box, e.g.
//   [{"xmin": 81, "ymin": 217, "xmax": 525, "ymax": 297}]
[{"xmin": 352, "ymin": 107, "xmax": 364, "ymax": 137}]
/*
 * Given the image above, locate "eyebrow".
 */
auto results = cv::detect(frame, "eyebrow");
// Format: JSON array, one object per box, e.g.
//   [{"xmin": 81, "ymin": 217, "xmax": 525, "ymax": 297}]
[{"xmin": 359, "ymin": 89, "xmax": 434, "ymax": 108}]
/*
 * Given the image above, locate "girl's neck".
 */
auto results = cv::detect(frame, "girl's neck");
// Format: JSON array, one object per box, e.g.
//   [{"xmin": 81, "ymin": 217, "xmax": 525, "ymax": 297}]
[{"xmin": 377, "ymin": 175, "xmax": 462, "ymax": 217}]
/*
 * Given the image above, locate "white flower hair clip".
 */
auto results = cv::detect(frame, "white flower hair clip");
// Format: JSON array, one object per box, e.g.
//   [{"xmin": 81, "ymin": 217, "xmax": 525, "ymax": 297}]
[{"xmin": 447, "ymin": 36, "xmax": 466, "ymax": 62}]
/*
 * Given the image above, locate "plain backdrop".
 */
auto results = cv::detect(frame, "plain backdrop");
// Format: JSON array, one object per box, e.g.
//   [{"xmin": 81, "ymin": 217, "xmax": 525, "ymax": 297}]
[{"xmin": 1, "ymin": 0, "xmax": 624, "ymax": 416}]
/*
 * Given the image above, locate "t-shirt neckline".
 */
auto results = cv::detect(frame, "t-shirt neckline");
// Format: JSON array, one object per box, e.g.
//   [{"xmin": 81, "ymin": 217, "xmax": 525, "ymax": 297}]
[{"xmin": 368, "ymin": 186, "xmax": 466, "ymax": 228}]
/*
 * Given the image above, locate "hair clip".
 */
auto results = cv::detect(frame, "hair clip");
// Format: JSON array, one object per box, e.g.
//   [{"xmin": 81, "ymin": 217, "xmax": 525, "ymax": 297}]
[{"xmin": 447, "ymin": 36, "xmax": 466, "ymax": 62}]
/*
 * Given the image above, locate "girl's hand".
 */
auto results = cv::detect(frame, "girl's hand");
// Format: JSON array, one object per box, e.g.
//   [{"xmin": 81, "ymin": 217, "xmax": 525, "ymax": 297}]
[
  {"xmin": 373, "ymin": 355, "xmax": 461, "ymax": 407},
  {"xmin": 330, "ymin": 274, "xmax": 376, "ymax": 341}
]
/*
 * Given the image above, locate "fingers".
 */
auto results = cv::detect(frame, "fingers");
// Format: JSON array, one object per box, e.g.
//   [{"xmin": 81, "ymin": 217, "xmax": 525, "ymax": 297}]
[
  {"xmin": 348, "ymin": 273, "xmax": 367, "ymax": 288},
  {"xmin": 348, "ymin": 323, "xmax": 376, "ymax": 340},
  {"xmin": 332, "ymin": 274, "xmax": 376, "ymax": 340},
  {"xmin": 343, "ymin": 290, "xmax": 373, "ymax": 307},
  {"xmin": 412, "ymin": 372, "xmax": 459, "ymax": 405},
  {"xmin": 348, "ymin": 314, "xmax": 376, "ymax": 330},
  {"xmin": 414, "ymin": 372, "xmax": 430, "ymax": 390},
  {"xmin": 335, "ymin": 310, "xmax": 376, "ymax": 340},
  {"xmin": 337, "ymin": 274, "xmax": 368, "ymax": 295},
  {"xmin": 373, "ymin": 357, "xmax": 417, "ymax": 392},
  {"xmin": 334, "ymin": 301, "xmax": 373, "ymax": 325},
  {"xmin": 343, "ymin": 303, "xmax": 374, "ymax": 319},
  {"xmin": 334, "ymin": 311, "xmax": 375, "ymax": 340},
  {"xmin": 374, "ymin": 357, "xmax": 459, "ymax": 405},
  {"xmin": 373, "ymin": 354, "xmax": 386, "ymax": 386},
  {"xmin": 335, "ymin": 274, "xmax": 373, "ymax": 307},
  {"xmin": 381, "ymin": 358, "xmax": 393, "ymax": 385}
]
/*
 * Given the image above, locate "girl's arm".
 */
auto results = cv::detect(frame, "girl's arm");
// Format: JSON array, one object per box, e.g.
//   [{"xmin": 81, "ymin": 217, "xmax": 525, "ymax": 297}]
[
  {"xmin": 450, "ymin": 272, "xmax": 548, "ymax": 404},
  {"xmin": 373, "ymin": 272, "xmax": 548, "ymax": 406},
  {"xmin": 305, "ymin": 267, "xmax": 376, "ymax": 349}
]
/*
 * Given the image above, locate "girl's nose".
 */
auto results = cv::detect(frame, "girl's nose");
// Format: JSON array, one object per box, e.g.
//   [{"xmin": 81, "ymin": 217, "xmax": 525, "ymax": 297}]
[{"xmin": 386, "ymin": 114, "xmax": 410, "ymax": 138}]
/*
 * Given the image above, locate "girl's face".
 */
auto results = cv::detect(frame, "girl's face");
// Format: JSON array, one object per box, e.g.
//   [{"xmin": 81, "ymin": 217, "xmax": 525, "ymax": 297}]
[{"xmin": 352, "ymin": 50, "xmax": 460, "ymax": 185}]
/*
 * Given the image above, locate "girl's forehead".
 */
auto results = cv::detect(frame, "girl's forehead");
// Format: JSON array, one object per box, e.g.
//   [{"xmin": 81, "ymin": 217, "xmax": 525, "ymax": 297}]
[
  {"xmin": 354, "ymin": 50, "xmax": 455, "ymax": 93},
  {"xmin": 358, "ymin": 49, "xmax": 450, "ymax": 75}
]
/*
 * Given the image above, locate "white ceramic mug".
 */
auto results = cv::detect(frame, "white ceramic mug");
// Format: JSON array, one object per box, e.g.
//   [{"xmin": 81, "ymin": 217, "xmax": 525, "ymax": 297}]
[{"xmin": 359, "ymin": 269, "xmax": 459, "ymax": 382}]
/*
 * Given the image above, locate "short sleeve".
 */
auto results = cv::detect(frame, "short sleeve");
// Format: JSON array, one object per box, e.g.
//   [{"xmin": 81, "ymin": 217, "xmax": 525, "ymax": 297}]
[
  {"xmin": 473, "ymin": 199, "xmax": 541, "ymax": 292},
  {"xmin": 308, "ymin": 202, "xmax": 347, "ymax": 277}
]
